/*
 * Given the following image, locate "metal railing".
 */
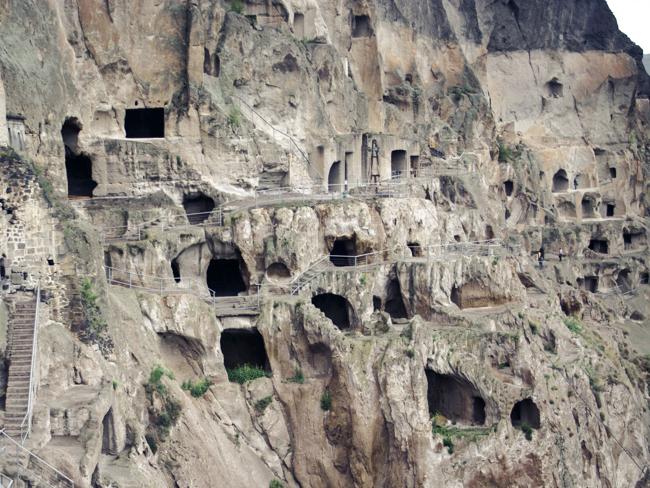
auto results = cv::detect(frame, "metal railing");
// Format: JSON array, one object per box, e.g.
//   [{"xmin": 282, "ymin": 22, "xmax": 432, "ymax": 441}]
[
  {"xmin": 0, "ymin": 430, "xmax": 74, "ymax": 488},
  {"xmin": 104, "ymin": 266, "xmax": 262, "ymax": 314},
  {"xmin": 233, "ymin": 95, "xmax": 323, "ymax": 182},
  {"xmin": 19, "ymin": 284, "xmax": 40, "ymax": 444},
  {"xmin": 0, "ymin": 473, "xmax": 13, "ymax": 488},
  {"xmin": 290, "ymin": 240, "xmax": 516, "ymax": 295}
]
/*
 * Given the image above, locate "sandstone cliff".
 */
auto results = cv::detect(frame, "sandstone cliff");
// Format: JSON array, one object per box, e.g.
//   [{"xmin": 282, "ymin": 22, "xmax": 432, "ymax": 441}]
[{"xmin": 0, "ymin": 1, "xmax": 649, "ymax": 487}]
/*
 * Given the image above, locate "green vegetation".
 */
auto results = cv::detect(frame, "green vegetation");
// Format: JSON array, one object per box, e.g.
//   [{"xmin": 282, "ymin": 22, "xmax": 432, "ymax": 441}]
[
  {"xmin": 269, "ymin": 481, "xmax": 284, "ymax": 488},
  {"xmin": 230, "ymin": 0, "xmax": 244, "ymax": 14},
  {"xmin": 442, "ymin": 436, "xmax": 454, "ymax": 454},
  {"xmin": 227, "ymin": 107, "xmax": 241, "ymax": 128},
  {"xmin": 255, "ymin": 396, "xmax": 273, "ymax": 413},
  {"xmin": 563, "ymin": 316, "xmax": 582, "ymax": 335},
  {"xmin": 79, "ymin": 278, "xmax": 113, "ymax": 354},
  {"xmin": 497, "ymin": 141, "xmax": 523, "ymax": 163},
  {"xmin": 320, "ymin": 390, "xmax": 332, "ymax": 411},
  {"xmin": 431, "ymin": 413, "xmax": 492, "ymax": 454},
  {"xmin": 181, "ymin": 378, "xmax": 213, "ymax": 398},
  {"xmin": 145, "ymin": 365, "xmax": 181, "ymax": 453},
  {"xmin": 287, "ymin": 368, "xmax": 305, "ymax": 384},
  {"xmin": 519, "ymin": 422, "xmax": 533, "ymax": 441},
  {"xmin": 448, "ymin": 85, "xmax": 476, "ymax": 99},
  {"xmin": 112, "ymin": 380, "xmax": 119, "ymax": 390},
  {"xmin": 227, "ymin": 364, "xmax": 270, "ymax": 384}
]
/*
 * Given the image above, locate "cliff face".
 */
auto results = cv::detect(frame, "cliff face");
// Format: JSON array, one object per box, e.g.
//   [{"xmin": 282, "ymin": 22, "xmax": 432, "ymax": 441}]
[{"xmin": 0, "ymin": 1, "xmax": 649, "ymax": 487}]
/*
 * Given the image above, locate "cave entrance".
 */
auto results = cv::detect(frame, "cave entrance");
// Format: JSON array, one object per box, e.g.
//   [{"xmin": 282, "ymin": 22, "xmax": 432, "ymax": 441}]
[
  {"xmin": 171, "ymin": 258, "xmax": 181, "ymax": 283},
  {"xmin": 207, "ymin": 258, "xmax": 247, "ymax": 296},
  {"xmin": 552, "ymin": 169, "xmax": 569, "ymax": 192},
  {"xmin": 352, "ymin": 14, "xmax": 373, "ymax": 38},
  {"xmin": 391, "ymin": 150, "xmax": 407, "ymax": 179},
  {"xmin": 124, "ymin": 108, "xmax": 165, "ymax": 138},
  {"xmin": 609, "ymin": 167, "xmax": 617, "ymax": 179},
  {"xmin": 581, "ymin": 196, "xmax": 596, "ymax": 219},
  {"xmin": 582, "ymin": 276, "xmax": 599, "ymax": 293},
  {"xmin": 293, "ymin": 12, "xmax": 305, "ymax": 38},
  {"xmin": 220, "ymin": 328, "xmax": 271, "ymax": 372},
  {"xmin": 504, "ymin": 180, "xmax": 513, "ymax": 196},
  {"xmin": 605, "ymin": 204, "xmax": 615, "ymax": 217},
  {"xmin": 330, "ymin": 238, "xmax": 357, "ymax": 267},
  {"xmin": 588, "ymin": 239, "xmax": 608, "ymax": 254},
  {"xmin": 311, "ymin": 293, "xmax": 353, "ymax": 329},
  {"xmin": 407, "ymin": 242, "xmax": 422, "ymax": 257},
  {"xmin": 385, "ymin": 279, "xmax": 407, "ymax": 319},
  {"xmin": 328, "ymin": 161, "xmax": 343, "ymax": 193},
  {"xmin": 510, "ymin": 398, "xmax": 541, "ymax": 429},
  {"xmin": 425, "ymin": 371, "xmax": 486, "ymax": 425},
  {"xmin": 616, "ymin": 269, "xmax": 631, "ymax": 292},
  {"xmin": 183, "ymin": 194, "xmax": 215, "ymax": 224},
  {"xmin": 266, "ymin": 262, "xmax": 291, "ymax": 283},
  {"xmin": 623, "ymin": 231, "xmax": 645, "ymax": 250},
  {"xmin": 101, "ymin": 408, "xmax": 117, "ymax": 455},
  {"xmin": 641, "ymin": 272, "xmax": 649, "ymax": 285},
  {"xmin": 545, "ymin": 78, "xmax": 563, "ymax": 98},
  {"xmin": 62, "ymin": 118, "xmax": 97, "ymax": 198},
  {"xmin": 203, "ymin": 48, "xmax": 220, "ymax": 77}
]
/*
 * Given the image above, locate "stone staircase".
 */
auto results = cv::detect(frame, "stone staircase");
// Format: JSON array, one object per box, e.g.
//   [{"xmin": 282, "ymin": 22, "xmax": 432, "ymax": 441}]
[{"xmin": 5, "ymin": 298, "xmax": 37, "ymax": 438}]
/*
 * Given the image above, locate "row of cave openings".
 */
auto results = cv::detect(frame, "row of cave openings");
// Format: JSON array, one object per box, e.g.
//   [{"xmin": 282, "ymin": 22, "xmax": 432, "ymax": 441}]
[
  {"xmin": 63, "ymin": 109, "xmax": 165, "ymax": 198},
  {"xmin": 216, "ymin": 330, "xmax": 542, "ymax": 438},
  {"xmin": 425, "ymin": 370, "xmax": 541, "ymax": 432}
]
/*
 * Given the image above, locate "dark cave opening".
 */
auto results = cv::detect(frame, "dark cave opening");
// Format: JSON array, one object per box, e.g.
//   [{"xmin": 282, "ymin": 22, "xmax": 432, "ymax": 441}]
[
  {"xmin": 510, "ymin": 398, "xmax": 541, "ymax": 429},
  {"xmin": 385, "ymin": 279, "xmax": 408, "ymax": 319},
  {"xmin": 207, "ymin": 258, "xmax": 247, "ymax": 296},
  {"xmin": 124, "ymin": 107, "xmax": 165, "ymax": 138},
  {"xmin": 171, "ymin": 258, "xmax": 181, "ymax": 283},
  {"xmin": 62, "ymin": 118, "xmax": 96, "ymax": 198},
  {"xmin": 426, "ymin": 370, "xmax": 486, "ymax": 426},
  {"xmin": 183, "ymin": 194, "xmax": 216, "ymax": 224},
  {"xmin": 220, "ymin": 328, "xmax": 271, "ymax": 372},
  {"xmin": 504, "ymin": 180, "xmax": 513, "ymax": 196},
  {"xmin": 588, "ymin": 239, "xmax": 608, "ymax": 254},
  {"xmin": 552, "ymin": 169, "xmax": 569, "ymax": 192},
  {"xmin": 311, "ymin": 293, "xmax": 352, "ymax": 329},
  {"xmin": 330, "ymin": 238, "xmax": 357, "ymax": 267}
]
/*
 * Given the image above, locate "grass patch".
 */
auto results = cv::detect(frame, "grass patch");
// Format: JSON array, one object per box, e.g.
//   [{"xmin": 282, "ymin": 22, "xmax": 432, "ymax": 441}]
[
  {"xmin": 269, "ymin": 481, "xmax": 284, "ymax": 488},
  {"xmin": 519, "ymin": 422, "xmax": 533, "ymax": 441},
  {"xmin": 227, "ymin": 364, "xmax": 270, "ymax": 384},
  {"xmin": 563, "ymin": 316, "xmax": 582, "ymax": 335},
  {"xmin": 144, "ymin": 365, "xmax": 181, "ymax": 453},
  {"xmin": 255, "ymin": 395, "xmax": 273, "ymax": 413},
  {"xmin": 181, "ymin": 378, "xmax": 213, "ymax": 398},
  {"xmin": 320, "ymin": 390, "xmax": 332, "ymax": 411},
  {"xmin": 287, "ymin": 368, "xmax": 305, "ymax": 384},
  {"xmin": 230, "ymin": 0, "xmax": 244, "ymax": 14},
  {"xmin": 227, "ymin": 107, "xmax": 241, "ymax": 128}
]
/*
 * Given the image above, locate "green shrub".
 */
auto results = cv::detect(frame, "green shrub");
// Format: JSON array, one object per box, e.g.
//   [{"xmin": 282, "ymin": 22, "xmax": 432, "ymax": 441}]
[
  {"xmin": 288, "ymin": 368, "xmax": 305, "ymax": 384},
  {"xmin": 230, "ymin": 0, "xmax": 244, "ymax": 14},
  {"xmin": 79, "ymin": 278, "xmax": 113, "ymax": 354},
  {"xmin": 255, "ymin": 395, "xmax": 273, "ymax": 413},
  {"xmin": 181, "ymin": 378, "xmax": 213, "ymax": 398},
  {"xmin": 147, "ymin": 365, "xmax": 175, "ymax": 395},
  {"xmin": 563, "ymin": 316, "xmax": 582, "ymax": 335},
  {"xmin": 442, "ymin": 436, "xmax": 454, "ymax": 454},
  {"xmin": 520, "ymin": 422, "xmax": 533, "ymax": 441},
  {"xmin": 227, "ymin": 364, "xmax": 270, "ymax": 384},
  {"xmin": 227, "ymin": 107, "xmax": 241, "ymax": 128},
  {"xmin": 269, "ymin": 481, "xmax": 284, "ymax": 488},
  {"xmin": 145, "ymin": 365, "xmax": 182, "ymax": 450},
  {"xmin": 320, "ymin": 390, "xmax": 332, "ymax": 411}
]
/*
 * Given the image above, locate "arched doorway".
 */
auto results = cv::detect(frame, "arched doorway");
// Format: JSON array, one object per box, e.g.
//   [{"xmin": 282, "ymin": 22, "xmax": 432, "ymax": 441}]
[
  {"xmin": 311, "ymin": 293, "xmax": 354, "ymax": 329},
  {"xmin": 328, "ymin": 161, "xmax": 343, "ymax": 192},
  {"xmin": 62, "ymin": 118, "xmax": 96, "ymax": 198},
  {"xmin": 552, "ymin": 169, "xmax": 568, "ymax": 192},
  {"xmin": 207, "ymin": 258, "xmax": 247, "ymax": 296}
]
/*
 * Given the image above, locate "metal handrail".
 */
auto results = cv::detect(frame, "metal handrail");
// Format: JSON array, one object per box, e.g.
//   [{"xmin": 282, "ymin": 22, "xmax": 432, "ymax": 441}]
[
  {"xmin": 104, "ymin": 266, "xmax": 262, "ymax": 312},
  {"xmin": 289, "ymin": 240, "xmax": 515, "ymax": 295},
  {"xmin": 18, "ymin": 284, "xmax": 39, "ymax": 444},
  {"xmin": 0, "ymin": 473, "xmax": 13, "ymax": 488},
  {"xmin": 0, "ymin": 430, "xmax": 74, "ymax": 487},
  {"xmin": 232, "ymin": 95, "xmax": 322, "ymax": 181}
]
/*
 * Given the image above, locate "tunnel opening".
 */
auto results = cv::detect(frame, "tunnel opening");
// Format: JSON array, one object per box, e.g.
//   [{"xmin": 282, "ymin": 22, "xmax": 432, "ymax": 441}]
[
  {"xmin": 605, "ymin": 204, "xmax": 615, "ymax": 217},
  {"xmin": 171, "ymin": 258, "xmax": 181, "ymax": 283},
  {"xmin": 203, "ymin": 48, "xmax": 220, "ymax": 77},
  {"xmin": 266, "ymin": 262, "xmax": 291, "ymax": 282},
  {"xmin": 504, "ymin": 180, "xmax": 513, "ymax": 196},
  {"xmin": 66, "ymin": 152, "xmax": 97, "ymax": 198},
  {"xmin": 510, "ymin": 398, "xmax": 541, "ymax": 429},
  {"xmin": 220, "ymin": 328, "xmax": 271, "ymax": 372},
  {"xmin": 101, "ymin": 408, "xmax": 117, "ymax": 455},
  {"xmin": 391, "ymin": 150, "xmax": 407, "ymax": 179},
  {"xmin": 385, "ymin": 279, "xmax": 408, "ymax": 319},
  {"xmin": 552, "ymin": 169, "xmax": 569, "ymax": 192},
  {"xmin": 328, "ymin": 161, "xmax": 343, "ymax": 192},
  {"xmin": 581, "ymin": 276, "xmax": 599, "ymax": 293},
  {"xmin": 426, "ymin": 371, "xmax": 486, "ymax": 426},
  {"xmin": 311, "ymin": 293, "xmax": 352, "ymax": 329},
  {"xmin": 588, "ymin": 239, "xmax": 608, "ymax": 254},
  {"xmin": 407, "ymin": 242, "xmax": 422, "ymax": 257},
  {"xmin": 609, "ymin": 167, "xmax": 617, "ymax": 179},
  {"xmin": 182, "ymin": 194, "xmax": 215, "ymax": 224},
  {"xmin": 581, "ymin": 196, "xmax": 596, "ymax": 218},
  {"xmin": 352, "ymin": 14, "xmax": 373, "ymax": 37},
  {"xmin": 62, "ymin": 118, "xmax": 97, "ymax": 198},
  {"xmin": 641, "ymin": 272, "xmax": 649, "ymax": 285},
  {"xmin": 372, "ymin": 295, "xmax": 382, "ymax": 311},
  {"xmin": 207, "ymin": 258, "xmax": 247, "ymax": 296},
  {"xmin": 124, "ymin": 107, "xmax": 165, "ymax": 138},
  {"xmin": 293, "ymin": 12, "xmax": 305, "ymax": 37},
  {"xmin": 330, "ymin": 238, "xmax": 357, "ymax": 266},
  {"xmin": 545, "ymin": 78, "xmax": 563, "ymax": 98},
  {"xmin": 623, "ymin": 230, "xmax": 645, "ymax": 250}
]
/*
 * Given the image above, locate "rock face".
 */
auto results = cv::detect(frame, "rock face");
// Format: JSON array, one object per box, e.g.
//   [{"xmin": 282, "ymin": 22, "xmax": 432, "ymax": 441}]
[{"xmin": 0, "ymin": 1, "xmax": 649, "ymax": 487}]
